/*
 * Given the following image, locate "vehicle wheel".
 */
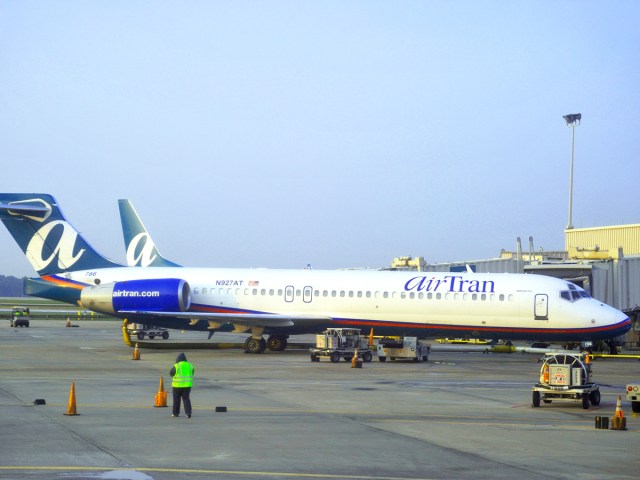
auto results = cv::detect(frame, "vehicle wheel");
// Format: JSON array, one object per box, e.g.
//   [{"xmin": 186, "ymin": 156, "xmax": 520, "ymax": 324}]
[
  {"xmin": 543, "ymin": 399, "xmax": 552, "ymax": 404},
  {"xmin": 379, "ymin": 357, "xmax": 387, "ymax": 362},
  {"xmin": 632, "ymin": 401, "xmax": 640, "ymax": 413},
  {"xmin": 162, "ymin": 331, "xmax": 169, "ymax": 340},
  {"xmin": 137, "ymin": 332, "xmax": 145, "ymax": 340},
  {"xmin": 330, "ymin": 352, "xmax": 340, "ymax": 363},
  {"xmin": 362, "ymin": 351, "xmax": 372, "ymax": 363},
  {"xmin": 310, "ymin": 354, "xmax": 319, "ymax": 362},
  {"xmin": 532, "ymin": 390, "xmax": 541, "ymax": 407},
  {"xmin": 343, "ymin": 356, "xmax": 351, "ymax": 362},
  {"xmin": 581, "ymin": 393, "xmax": 590, "ymax": 409},
  {"xmin": 422, "ymin": 356, "xmax": 429, "ymax": 362},
  {"xmin": 149, "ymin": 334, "xmax": 155, "ymax": 340},
  {"xmin": 589, "ymin": 389, "xmax": 601, "ymax": 406}
]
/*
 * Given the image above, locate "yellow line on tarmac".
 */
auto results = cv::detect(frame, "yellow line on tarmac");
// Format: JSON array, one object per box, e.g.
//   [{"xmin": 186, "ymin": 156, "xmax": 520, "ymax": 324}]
[{"xmin": 0, "ymin": 466, "xmax": 433, "ymax": 480}]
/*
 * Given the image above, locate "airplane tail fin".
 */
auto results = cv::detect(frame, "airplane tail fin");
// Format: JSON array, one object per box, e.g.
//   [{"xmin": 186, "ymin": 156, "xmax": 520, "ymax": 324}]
[
  {"xmin": 118, "ymin": 199, "xmax": 180, "ymax": 267},
  {"xmin": 0, "ymin": 193, "xmax": 123, "ymax": 276}
]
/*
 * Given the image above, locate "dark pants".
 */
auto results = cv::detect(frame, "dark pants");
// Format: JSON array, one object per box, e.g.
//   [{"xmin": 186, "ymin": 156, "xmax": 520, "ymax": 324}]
[{"xmin": 172, "ymin": 387, "xmax": 192, "ymax": 416}]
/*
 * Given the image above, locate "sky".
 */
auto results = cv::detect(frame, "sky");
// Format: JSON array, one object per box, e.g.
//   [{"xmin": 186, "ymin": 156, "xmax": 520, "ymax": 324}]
[{"xmin": 1, "ymin": 1, "xmax": 639, "ymax": 277}]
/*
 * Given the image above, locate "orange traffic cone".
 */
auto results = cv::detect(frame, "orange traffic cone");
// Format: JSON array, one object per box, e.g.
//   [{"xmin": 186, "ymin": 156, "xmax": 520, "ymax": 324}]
[
  {"xmin": 615, "ymin": 395, "xmax": 625, "ymax": 419},
  {"xmin": 368, "ymin": 329, "xmax": 374, "ymax": 347},
  {"xmin": 611, "ymin": 395, "xmax": 627, "ymax": 430},
  {"xmin": 351, "ymin": 349, "xmax": 362, "ymax": 368},
  {"xmin": 154, "ymin": 376, "xmax": 168, "ymax": 408},
  {"xmin": 132, "ymin": 343, "xmax": 140, "ymax": 360},
  {"xmin": 66, "ymin": 317, "xmax": 71, "ymax": 327},
  {"xmin": 64, "ymin": 382, "xmax": 78, "ymax": 416}
]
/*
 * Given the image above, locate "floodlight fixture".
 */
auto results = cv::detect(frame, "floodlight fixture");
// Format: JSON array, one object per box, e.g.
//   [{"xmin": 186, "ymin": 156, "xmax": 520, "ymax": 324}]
[{"xmin": 563, "ymin": 113, "xmax": 581, "ymax": 126}]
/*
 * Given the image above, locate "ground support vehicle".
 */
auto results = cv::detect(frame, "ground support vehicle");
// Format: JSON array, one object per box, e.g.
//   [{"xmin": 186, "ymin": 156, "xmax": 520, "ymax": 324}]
[
  {"xmin": 626, "ymin": 382, "xmax": 640, "ymax": 413},
  {"xmin": 310, "ymin": 328, "xmax": 373, "ymax": 363},
  {"xmin": 532, "ymin": 353, "xmax": 600, "ymax": 409},
  {"xmin": 126, "ymin": 323, "xmax": 169, "ymax": 340},
  {"xmin": 10, "ymin": 306, "xmax": 30, "ymax": 327},
  {"xmin": 376, "ymin": 337, "xmax": 429, "ymax": 362}
]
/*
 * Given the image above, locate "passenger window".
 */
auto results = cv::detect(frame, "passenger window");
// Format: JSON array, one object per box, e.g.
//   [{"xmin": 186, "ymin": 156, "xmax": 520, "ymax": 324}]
[
  {"xmin": 194, "ymin": 288, "xmax": 199, "ymax": 295},
  {"xmin": 202, "ymin": 288, "xmax": 207, "ymax": 295}
]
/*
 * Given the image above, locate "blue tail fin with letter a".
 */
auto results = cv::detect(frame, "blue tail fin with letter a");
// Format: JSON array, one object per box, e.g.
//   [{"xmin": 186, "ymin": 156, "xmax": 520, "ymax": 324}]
[
  {"xmin": 0, "ymin": 193, "xmax": 123, "ymax": 276},
  {"xmin": 118, "ymin": 199, "xmax": 180, "ymax": 267}
]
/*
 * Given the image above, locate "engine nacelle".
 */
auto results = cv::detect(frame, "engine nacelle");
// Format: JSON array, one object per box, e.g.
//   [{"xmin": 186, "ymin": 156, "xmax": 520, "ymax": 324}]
[{"xmin": 80, "ymin": 278, "xmax": 191, "ymax": 315}]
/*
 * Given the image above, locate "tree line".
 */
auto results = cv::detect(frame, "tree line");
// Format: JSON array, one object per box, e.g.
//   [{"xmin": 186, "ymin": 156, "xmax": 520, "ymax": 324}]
[{"xmin": 0, "ymin": 276, "xmax": 25, "ymax": 297}]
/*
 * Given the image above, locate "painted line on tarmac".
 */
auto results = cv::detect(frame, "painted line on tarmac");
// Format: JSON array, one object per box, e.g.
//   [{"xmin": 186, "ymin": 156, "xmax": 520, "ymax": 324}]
[{"xmin": 0, "ymin": 466, "xmax": 435, "ymax": 480}]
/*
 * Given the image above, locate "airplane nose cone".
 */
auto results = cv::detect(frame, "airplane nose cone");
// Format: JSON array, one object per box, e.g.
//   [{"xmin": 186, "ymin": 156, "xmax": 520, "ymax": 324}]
[{"xmin": 614, "ymin": 310, "xmax": 632, "ymax": 335}]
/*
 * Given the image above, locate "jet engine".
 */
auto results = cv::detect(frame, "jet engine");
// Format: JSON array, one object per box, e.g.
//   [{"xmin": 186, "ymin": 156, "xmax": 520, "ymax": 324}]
[{"xmin": 80, "ymin": 278, "xmax": 191, "ymax": 315}]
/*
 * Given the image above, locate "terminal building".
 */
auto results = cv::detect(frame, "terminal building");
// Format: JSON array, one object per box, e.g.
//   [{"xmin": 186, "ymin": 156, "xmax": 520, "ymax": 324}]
[{"xmin": 392, "ymin": 224, "xmax": 640, "ymax": 346}]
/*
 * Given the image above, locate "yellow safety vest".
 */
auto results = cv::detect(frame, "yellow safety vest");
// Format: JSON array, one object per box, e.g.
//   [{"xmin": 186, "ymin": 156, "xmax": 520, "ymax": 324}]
[{"xmin": 172, "ymin": 361, "xmax": 194, "ymax": 388}]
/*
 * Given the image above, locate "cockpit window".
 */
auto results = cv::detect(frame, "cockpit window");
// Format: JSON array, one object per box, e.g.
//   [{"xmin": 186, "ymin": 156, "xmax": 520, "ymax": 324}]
[{"xmin": 560, "ymin": 282, "xmax": 591, "ymax": 302}]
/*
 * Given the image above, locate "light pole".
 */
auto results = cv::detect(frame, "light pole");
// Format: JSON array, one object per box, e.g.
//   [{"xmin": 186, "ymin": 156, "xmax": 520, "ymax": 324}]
[{"xmin": 563, "ymin": 113, "xmax": 581, "ymax": 230}]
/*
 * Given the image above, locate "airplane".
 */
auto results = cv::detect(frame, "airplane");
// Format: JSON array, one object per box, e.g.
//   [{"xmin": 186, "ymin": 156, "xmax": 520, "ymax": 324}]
[{"xmin": 0, "ymin": 193, "xmax": 631, "ymax": 354}]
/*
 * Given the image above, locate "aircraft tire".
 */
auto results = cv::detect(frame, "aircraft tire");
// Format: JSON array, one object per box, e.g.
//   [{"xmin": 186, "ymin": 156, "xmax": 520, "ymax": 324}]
[
  {"xmin": 267, "ymin": 335, "xmax": 287, "ymax": 351},
  {"xmin": 244, "ymin": 337, "xmax": 266, "ymax": 354},
  {"xmin": 532, "ymin": 391, "xmax": 541, "ymax": 408}
]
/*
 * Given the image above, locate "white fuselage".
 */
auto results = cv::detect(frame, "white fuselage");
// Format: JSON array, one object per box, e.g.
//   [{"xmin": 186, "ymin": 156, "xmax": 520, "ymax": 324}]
[{"xmin": 64, "ymin": 266, "xmax": 630, "ymax": 341}]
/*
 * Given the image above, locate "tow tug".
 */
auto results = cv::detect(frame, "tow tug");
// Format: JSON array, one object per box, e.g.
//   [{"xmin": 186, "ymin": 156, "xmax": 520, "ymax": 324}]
[
  {"xmin": 532, "ymin": 353, "xmax": 600, "ymax": 409},
  {"xmin": 376, "ymin": 336, "xmax": 430, "ymax": 362},
  {"xmin": 310, "ymin": 328, "xmax": 373, "ymax": 363},
  {"xmin": 126, "ymin": 323, "xmax": 170, "ymax": 340}
]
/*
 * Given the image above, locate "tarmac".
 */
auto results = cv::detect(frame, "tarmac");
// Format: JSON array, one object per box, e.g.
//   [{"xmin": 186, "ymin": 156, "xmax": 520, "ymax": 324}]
[{"xmin": 1, "ymin": 320, "xmax": 639, "ymax": 480}]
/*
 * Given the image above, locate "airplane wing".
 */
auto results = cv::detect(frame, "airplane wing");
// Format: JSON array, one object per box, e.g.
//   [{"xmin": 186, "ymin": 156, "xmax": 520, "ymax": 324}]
[{"xmin": 119, "ymin": 310, "xmax": 332, "ymax": 328}]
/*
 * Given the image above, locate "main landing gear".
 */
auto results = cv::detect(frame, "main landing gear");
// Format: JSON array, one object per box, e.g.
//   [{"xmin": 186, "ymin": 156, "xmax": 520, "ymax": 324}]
[{"xmin": 243, "ymin": 335, "xmax": 289, "ymax": 354}]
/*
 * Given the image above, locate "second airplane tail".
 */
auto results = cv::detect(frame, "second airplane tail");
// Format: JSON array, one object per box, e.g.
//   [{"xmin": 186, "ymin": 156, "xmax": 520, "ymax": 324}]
[
  {"xmin": 0, "ymin": 193, "xmax": 123, "ymax": 276},
  {"xmin": 118, "ymin": 199, "xmax": 180, "ymax": 267}
]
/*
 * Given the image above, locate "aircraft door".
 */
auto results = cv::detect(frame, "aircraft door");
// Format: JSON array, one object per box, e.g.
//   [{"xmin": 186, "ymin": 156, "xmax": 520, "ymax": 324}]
[
  {"xmin": 534, "ymin": 294, "xmax": 548, "ymax": 320},
  {"xmin": 303, "ymin": 286, "xmax": 312, "ymax": 303}
]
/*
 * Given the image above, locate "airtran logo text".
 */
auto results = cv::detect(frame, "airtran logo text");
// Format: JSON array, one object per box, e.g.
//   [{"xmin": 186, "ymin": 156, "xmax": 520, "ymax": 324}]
[
  {"xmin": 404, "ymin": 275, "xmax": 495, "ymax": 294},
  {"xmin": 126, "ymin": 233, "xmax": 158, "ymax": 267},
  {"xmin": 27, "ymin": 220, "xmax": 85, "ymax": 272},
  {"xmin": 112, "ymin": 290, "xmax": 161, "ymax": 298}
]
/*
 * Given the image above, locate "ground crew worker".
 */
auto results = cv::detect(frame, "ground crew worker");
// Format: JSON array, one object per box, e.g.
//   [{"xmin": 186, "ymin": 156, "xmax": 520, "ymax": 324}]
[{"xmin": 170, "ymin": 352, "xmax": 194, "ymax": 418}]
